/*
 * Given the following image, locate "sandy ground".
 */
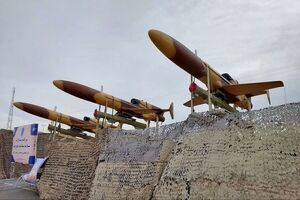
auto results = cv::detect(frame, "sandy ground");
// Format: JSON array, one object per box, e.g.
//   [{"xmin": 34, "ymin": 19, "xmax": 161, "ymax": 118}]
[{"xmin": 0, "ymin": 178, "xmax": 39, "ymax": 200}]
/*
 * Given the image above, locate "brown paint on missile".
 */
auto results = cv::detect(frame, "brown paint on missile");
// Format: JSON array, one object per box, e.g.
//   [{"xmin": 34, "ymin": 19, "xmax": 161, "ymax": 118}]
[
  {"xmin": 148, "ymin": 29, "xmax": 227, "ymax": 90},
  {"xmin": 14, "ymin": 102, "xmax": 51, "ymax": 120},
  {"xmin": 54, "ymin": 80, "xmax": 99, "ymax": 104}
]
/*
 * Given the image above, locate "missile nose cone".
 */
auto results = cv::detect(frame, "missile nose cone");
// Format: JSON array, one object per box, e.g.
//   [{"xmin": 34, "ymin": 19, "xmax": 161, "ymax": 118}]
[
  {"xmin": 53, "ymin": 80, "xmax": 64, "ymax": 90},
  {"xmin": 13, "ymin": 102, "xmax": 24, "ymax": 110},
  {"xmin": 148, "ymin": 29, "xmax": 176, "ymax": 59}
]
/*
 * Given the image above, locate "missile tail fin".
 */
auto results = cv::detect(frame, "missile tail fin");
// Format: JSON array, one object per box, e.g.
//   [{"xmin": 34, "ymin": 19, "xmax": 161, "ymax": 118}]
[{"xmin": 169, "ymin": 102, "xmax": 174, "ymax": 119}]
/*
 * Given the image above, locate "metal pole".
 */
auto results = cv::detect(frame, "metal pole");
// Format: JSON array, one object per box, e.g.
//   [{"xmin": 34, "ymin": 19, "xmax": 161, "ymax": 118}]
[
  {"xmin": 96, "ymin": 86, "xmax": 103, "ymax": 132},
  {"xmin": 6, "ymin": 87, "xmax": 15, "ymax": 130},
  {"xmin": 190, "ymin": 50, "xmax": 198, "ymax": 113},
  {"xmin": 207, "ymin": 67, "xmax": 212, "ymax": 111},
  {"xmin": 111, "ymin": 99, "xmax": 114, "ymax": 125},
  {"xmin": 155, "ymin": 115, "xmax": 159, "ymax": 133},
  {"xmin": 99, "ymin": 85, "xmax": 103, "ymax": 112},
  {"xmin": 190, "ymin": 75, "xmax": 193, "ymax": 114},
  {"xmin": 52, "ymin": 114, "xmax": 60, "ymax": 141},
  {"xmin": 101, "ymin": 100, "xmax": 108, "ymax": 129}
]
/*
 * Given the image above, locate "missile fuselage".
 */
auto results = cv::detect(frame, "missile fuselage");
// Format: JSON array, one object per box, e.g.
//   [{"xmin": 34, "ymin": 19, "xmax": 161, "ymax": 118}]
[
  {"xmin": 14, "ymin": 102, "xmax": 96, "ymax": 133},
  {"xmin": 53, "ymin": 80, "xmax": 166, "ymax": 122}
]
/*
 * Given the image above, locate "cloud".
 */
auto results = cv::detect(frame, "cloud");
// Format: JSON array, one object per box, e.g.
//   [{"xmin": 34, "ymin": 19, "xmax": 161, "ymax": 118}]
[{"xmin": 0, "ymin": 0, "xmax": 299, "ymax": 129}]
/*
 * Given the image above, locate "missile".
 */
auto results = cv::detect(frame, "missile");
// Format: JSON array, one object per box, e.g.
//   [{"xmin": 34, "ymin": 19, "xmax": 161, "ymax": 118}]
[
  {"xmin": 148, "ymin": 29, "xmax": 227, "ymax": 90},
  {"xmin": 13, "ymin": 102, "xmax": 96, "ymax": 133},
  {"xmin": 149, "ymin": 30, "xmax": 285, "ymax": 111},
  {"xmin": 53, "ymin": 80, "xmax": 170, "ymax": 122}
]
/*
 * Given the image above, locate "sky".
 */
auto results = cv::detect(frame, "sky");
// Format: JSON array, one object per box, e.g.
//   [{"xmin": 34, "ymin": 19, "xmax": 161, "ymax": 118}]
[{"xmin": 1, "ymin": 0, "xmax": 300, "ymax": 131}]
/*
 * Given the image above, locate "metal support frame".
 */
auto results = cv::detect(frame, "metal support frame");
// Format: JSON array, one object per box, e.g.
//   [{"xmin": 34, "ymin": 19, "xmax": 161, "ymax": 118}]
[
  {"xmin": 111, "ymin": 99, "xmax": 114, "ymax": 126},
  {"xmin": 155, "ymin": 115, "xmax": 159, "ymax": 132},
  {"xmin": 190, "ymin": 75, "xmax": 195, "ymax": 114},
  {"xmin": 52, "ymin": 114, "xmax": 61, "ymax": 141},
  {"xmin": 101, "ymin": 100, "xmax": 108, "ymax": 129},
  {"xmin": 96, "ymin": 85, "xmax": 103, "ymax": 132},
  {"xmin": 190, "ymin": 50, "xmax": 198, "ymax": 114}
]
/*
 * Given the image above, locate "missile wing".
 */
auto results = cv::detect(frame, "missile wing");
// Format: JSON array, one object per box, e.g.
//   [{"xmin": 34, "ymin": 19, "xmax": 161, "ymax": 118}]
[{"xmin": 222, "ymin": 81, "xmax": 284, "ymax": 96}]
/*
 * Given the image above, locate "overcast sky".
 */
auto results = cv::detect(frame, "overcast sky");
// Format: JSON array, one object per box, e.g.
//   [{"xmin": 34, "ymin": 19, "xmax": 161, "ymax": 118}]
[{"xmin": 1, "ymin": 0, "xmax": 300, "ymax": 131}]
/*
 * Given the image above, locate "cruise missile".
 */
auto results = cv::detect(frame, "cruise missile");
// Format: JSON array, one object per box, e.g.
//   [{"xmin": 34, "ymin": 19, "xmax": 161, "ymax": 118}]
[
  {"xmin": 148, "ymin": 29, "xmax": 284, "ymax": 111},
  {"xmin": 53, "ymin": 80, "xmax": 173, "ymax": 122},
  {"xmin": 13, "ymin": 102, "xmax": 97, "ymax": 133}
]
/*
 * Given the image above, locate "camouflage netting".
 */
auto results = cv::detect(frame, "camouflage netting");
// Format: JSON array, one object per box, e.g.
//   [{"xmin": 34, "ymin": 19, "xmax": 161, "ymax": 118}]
[
  {"xmin": 6, "ymin": 103, "xmax": 298, "ymax": 199},
  {"xmin": 153, "ymin": 104, "xmax": 300, "ymax": 199},
  {"xmin": 88, "ymin": 103, "xmax": 300, "ymax": 200}
]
